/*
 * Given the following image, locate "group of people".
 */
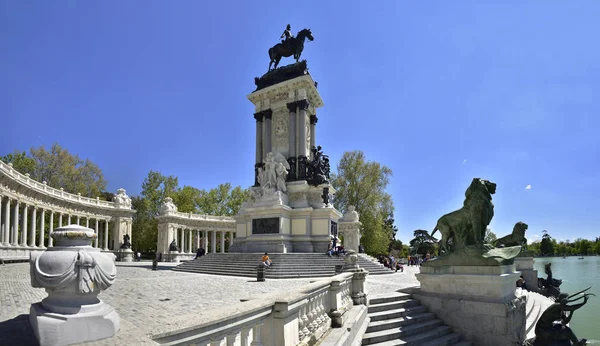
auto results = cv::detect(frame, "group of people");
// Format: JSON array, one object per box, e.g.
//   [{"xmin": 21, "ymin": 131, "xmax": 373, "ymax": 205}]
[
  {"xmin": 378, "ymin": 254, "xmax": 404, "ymax": 272},
  {"xmin": 326, "ymin": 238, "xmax": 346, "ymax": 257},
  {"xmin": 194, "ymin": 247, "xmax": 206, "ymax": 259}
]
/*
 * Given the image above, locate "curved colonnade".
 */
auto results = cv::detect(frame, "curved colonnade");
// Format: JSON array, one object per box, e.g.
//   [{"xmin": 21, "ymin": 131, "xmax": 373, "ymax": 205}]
[
  {"xmin": 157, "ymin": 198, "xmax": 236, "ymax": 261},
  {"xmin": 0, "ymin": 160, "xmax": 135, "ymax": 260}
]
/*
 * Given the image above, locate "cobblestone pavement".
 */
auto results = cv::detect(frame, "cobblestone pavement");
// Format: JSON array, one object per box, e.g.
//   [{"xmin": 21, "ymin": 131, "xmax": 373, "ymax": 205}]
[{"xmin": 0, "ymin": 261, "xmax": 420, "ymax": 345}]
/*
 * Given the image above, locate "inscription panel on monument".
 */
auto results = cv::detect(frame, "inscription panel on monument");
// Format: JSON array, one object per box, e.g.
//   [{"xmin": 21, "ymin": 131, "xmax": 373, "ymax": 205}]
[{"xmin": 252, "ymin": 217, "xmax": 280, "ymax": 234}]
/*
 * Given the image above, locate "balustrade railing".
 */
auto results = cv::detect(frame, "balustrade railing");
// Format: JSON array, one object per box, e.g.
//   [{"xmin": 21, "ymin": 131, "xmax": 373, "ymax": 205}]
[{"xmin": 152, "ymin": 272, "xmax": 359, "ymax": 346}]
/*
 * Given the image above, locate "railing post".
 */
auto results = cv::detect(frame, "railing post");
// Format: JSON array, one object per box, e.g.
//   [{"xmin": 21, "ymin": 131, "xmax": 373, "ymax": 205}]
[
  {"xmin": 250, "ymin": 322, "xmax": 264, "ymax": 346},
  {"xmin": 269, "ymin": 299, "xmax": 301, "ymax": 346}
]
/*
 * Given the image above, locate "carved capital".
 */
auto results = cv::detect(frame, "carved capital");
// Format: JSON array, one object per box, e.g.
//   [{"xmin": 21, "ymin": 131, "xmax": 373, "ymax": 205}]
[
  {"xmin": 263, "ymin": 109, "xmax": 273, "ymax": 120},
  {"xmin": 310, "ymin": 115, "xmax": 318, "ymax": 125},
  {"xmin": 287, "ymin": 102, "xmax": 297, "ymax": 113},
  {"xmin": 253, "ymin": 112, "xmax": 264, "ymax": 122},
  {"xmin": 297, "ymin": 99, "xmax": 310, "ymax": 111}
]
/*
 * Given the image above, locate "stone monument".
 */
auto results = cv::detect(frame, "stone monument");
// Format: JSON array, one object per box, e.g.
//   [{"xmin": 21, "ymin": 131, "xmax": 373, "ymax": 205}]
[
  {"xmin": 117, "ymin": 233, "xmax": 134, "ymax": 262},
  {"xmin": 29, "ymin": 224, "xmax": 119, "ymax": 346},
  {"xmin": 413, "ymin": 178, "xmax": 526, "ymax": 346},
  {"xmin": 231, "ymin": 26, "xmax": 343, "ymax": 253}
]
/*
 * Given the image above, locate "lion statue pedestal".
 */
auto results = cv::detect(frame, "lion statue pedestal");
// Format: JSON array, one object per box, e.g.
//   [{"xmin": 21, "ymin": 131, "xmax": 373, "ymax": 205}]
[{"xmin": 414, "ymin": 178, "xmax": 527, "ymax": 346}]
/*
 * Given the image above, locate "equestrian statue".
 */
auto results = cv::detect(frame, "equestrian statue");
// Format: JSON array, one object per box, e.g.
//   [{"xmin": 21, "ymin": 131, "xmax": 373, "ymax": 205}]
[{"xmin": 268, "ymin": 24, "xmax": 314, "ymax": 71}]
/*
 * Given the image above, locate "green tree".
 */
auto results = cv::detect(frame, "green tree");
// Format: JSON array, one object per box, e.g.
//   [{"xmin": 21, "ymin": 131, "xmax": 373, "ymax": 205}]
[
  {"xmin": 528, "ymin": 241, "xmax": 541, "ymax": 256},
  {"xmin": 196, "ymin": 183, "xmax": 249, "ymax": 216},
  {"xmin": 332, "ymin": 151, "xmax": 394, "ymax": 255},
  {"xmin": 594, "ymin": 239, "xmax": 600, "ymax": 255},
  {"xmin": 1, "ymin": 150, "xmax": 36, "ymax": 175},
  {"xmin": 540, "ymin": 230, "xmax": 554, "ymax": 256},
  {"xmin": 409, "ymin": 229, "xmax": 437, "ymax": 256},
  {"xmin": 484, "ymin": 228, "xmax": 497, "ymax": 244}
]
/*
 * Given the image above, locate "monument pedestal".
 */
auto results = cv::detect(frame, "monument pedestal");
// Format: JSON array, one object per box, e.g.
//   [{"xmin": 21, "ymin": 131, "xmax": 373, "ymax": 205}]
[
  {"xmin": 117, "ymin": 248, "xmax": 134, "ymax": 262},
  {"xmin": 414, "ymin": 264, "xmax": 526, "ymax": 346},
  {"xmin": 515, "ymin": 256, "xmax": 538, "ymax": 291}
]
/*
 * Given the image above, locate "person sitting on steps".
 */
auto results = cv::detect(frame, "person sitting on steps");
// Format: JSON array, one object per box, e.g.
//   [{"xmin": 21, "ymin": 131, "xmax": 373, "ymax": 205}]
[{"xmin": 261, "ymin": 252, "xmax": 272, "ymax": 268}]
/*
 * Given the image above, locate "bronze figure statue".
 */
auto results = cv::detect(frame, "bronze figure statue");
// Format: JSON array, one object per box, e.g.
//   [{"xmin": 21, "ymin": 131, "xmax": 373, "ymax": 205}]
[
  {"xmin": 169, "ymin": 239, "xmax": 179, "ymax": 252},
  {"xmin": 431, "ymin": 178, "xmax": 496, "ymax": 253},
  {"xmin": 533, "ymin": 287, "xmax": 595, "ymax": 345},
  {"xmin": 120, "ymin": 233, "xmax": 131, "ymax": 249},
  {"xmin": 493, "ymin": 221, "xmax": 528, "ymax": 247},
  {"xmin": 268, "ymin": 27, "xmax": 314, "ymax": 71}
]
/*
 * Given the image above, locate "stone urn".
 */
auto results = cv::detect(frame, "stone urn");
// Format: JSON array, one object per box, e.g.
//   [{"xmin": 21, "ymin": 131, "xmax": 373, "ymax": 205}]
[{"xmin": 29, "ymin": 224, "xmax": 120, "ymax": 346}]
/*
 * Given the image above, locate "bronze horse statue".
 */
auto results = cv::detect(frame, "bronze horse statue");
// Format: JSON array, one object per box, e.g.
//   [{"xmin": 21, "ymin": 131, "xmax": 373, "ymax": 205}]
[{"xmin": 268, "ymin": 28, "xmax": 314, "ymax": 71}]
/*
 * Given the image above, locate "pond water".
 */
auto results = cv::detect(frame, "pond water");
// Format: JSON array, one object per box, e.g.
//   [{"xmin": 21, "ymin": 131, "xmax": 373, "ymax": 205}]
[{"xmin": 533, "ymin": 256, "xmax": 600, "ymax": 344}]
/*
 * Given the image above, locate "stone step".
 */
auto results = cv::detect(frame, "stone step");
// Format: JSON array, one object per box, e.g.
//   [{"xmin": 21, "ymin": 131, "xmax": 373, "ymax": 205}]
[
  {"xmin": 421, "ymin": 332, "xmax": 462, "ymax": 345},
  {"xmin": 366, "ymin": 312, "xmax": 435, "ymax": 333},
  {"xmin": 368, "ymin": 299, "xmax": 420, "ymax": 313},
  {"xmin": 362, "ymin": 319, "xmax": 444, "ymax": 345},
  {"xmin": 368, "ymin": 305, "xmax": 428, "ymax": 322},
  {"xmin": 452, "ymin": 341, "xmax": 473, "ymax": 346},
  {"xmin": 369, "ymin": 292, "xmax": 413, "ymax": 305},
  {"xmin": 172, "ymin": 267, "xmax": 335, "ymax": 278}
]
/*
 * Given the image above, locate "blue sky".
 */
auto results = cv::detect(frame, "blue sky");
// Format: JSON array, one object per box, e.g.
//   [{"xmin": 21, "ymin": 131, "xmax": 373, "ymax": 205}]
[{"xmin": 1, "ymin": 2, "xmax": 599, "ymax": 244}]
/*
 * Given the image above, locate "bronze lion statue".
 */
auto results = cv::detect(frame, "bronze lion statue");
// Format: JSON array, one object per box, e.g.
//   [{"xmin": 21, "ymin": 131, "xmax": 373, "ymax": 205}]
[
  {"xmin": 493, "ymin": 221, "xmax": 528, "ymax": 247},
  {"xmin": 432, "ymin": 178, "xmax": 496, "ymax": 253}
]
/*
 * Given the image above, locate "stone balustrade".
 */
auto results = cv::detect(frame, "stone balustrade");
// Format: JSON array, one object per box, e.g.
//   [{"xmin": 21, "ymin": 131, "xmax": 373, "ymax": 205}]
[
  {"xmin": 152, "ymin": 272, "xmax": 361, "ymax": 346},
  {"xmin": 0, "ymin": 160, "xmax": 135, "ymax": 261},
  {"xmin": 156, "ymin": 197, "xmax": 236, "ymax": 262}
]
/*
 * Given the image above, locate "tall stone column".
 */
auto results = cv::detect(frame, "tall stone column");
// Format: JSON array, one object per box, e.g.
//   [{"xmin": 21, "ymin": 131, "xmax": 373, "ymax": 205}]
[
  {"xmin": 211, "ymin": 230, "xmax": 217, "ymax": 254},
  {"xmin": 86, "ymin": 217, "xmax": 89, "ymax": 228},
  {"xmin": 287, "ymin": 102, "xmax": 297, "ymax": 181},
  {"xmin": 103, "ymin": 220, "xmax": 109, "ymax": 250},
  {"xmin": 297, "ymin": 99, "xmax": 310, "ymax": 180},
  {"xmin": 11, "ymin": 201, "xmax": 19, "ymax": 246},
  {"xmin": 204, "ymin": 231, "xmax": 209, "ymax": 253},
  {"xmin": 254, "ymin": 111, "xmax": 264, "ymax": 186},
  {"xmin": 77, "ymin": 216, "xmax": 81, "ymax": 225},
  {"xmin": 263, "ymin": 109, "xmax": 273, "ymax": 158},
  {"xmin": 220, "ymin": 230, "xmax": 225, "ymax": 253},
  {"xmin": 3, "ymin": 198, "xmax": 11, "ymax": 245},
  {"xmin": 310, "ymin": 114, "xmax": 318, "ymax": 156},
  {"xmin": 0, "ymin": 197, "xmax": 4, "ymax": 245},
  {"xmin": 196, "ymin": 230, "xmax": 200, "ymax": 250},
  {"xmin": 29, "ymin": 207, "xmax": 36, "ymax": 247},
  {"xmin": 94, "ymin": 219, "xmax": 99, "ymax": 248},
  {"xmin": 38, "ymin": 209, "xmax": 45, "ymax": 248},
  {"xmin": 48, "ymin": 211, "xmax": 54, "ymax": 247},
  {"xmin": 21, "ymin": 204, "xmax": 28, "ymax": 246},
  {"xmin": 229, "ymin": 231, "xmax": 234, "ymax": 247},
  {"xmin": 58, "ymin": 213, "xmax": 63, "ymax": 228}
]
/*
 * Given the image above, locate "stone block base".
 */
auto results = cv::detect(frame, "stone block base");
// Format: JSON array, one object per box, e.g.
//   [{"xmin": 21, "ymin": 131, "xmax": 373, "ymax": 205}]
[
  {"xmin": 415, "ymin": 264, "xmax": 526, "ymax": 345},
  {"xmin": 30, "ymin": 301, "xmax": 120, "ymax": 346},
  {"xmin": 116, "ymin": 249, "xmax": 134, "ymax": 262}
]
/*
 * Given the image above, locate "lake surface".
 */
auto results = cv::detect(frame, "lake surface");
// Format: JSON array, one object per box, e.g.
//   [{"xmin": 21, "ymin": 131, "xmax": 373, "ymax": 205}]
[{"xmin": 533, "ymin": 256, "xmax": 600, "ymax": 344}]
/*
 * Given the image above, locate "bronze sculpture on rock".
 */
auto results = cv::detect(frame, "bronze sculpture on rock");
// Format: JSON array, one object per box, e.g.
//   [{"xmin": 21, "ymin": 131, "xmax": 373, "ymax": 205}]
[{"xmin": 494, "ymin": 221, "xmax": 528, "ymax": 247}]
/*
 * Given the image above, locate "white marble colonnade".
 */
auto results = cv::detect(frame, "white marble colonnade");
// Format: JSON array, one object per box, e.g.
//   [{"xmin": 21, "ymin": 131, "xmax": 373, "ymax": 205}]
[{"xmin": 0, "ymin": 160, "xmax": 135, "ymax": 259}]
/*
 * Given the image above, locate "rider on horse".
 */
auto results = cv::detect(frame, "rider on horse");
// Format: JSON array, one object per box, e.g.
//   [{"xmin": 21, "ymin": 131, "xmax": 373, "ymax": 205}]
[{"xmin": 280, "ymin": 24, "xmax": 294, "ymax": 48}]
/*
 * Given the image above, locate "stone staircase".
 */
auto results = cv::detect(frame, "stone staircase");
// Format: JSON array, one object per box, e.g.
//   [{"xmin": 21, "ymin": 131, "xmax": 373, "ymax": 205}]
[
  {"xmin": 362, "ymin": 292, "xmax": 471, "ymax": 346},
  {"xmin": 172, "ymin": 253, "xmax": 393, "ymax": 278}
]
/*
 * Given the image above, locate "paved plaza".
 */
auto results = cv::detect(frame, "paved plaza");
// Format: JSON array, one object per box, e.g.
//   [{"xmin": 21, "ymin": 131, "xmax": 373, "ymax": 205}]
[{"xmin": 0, "ymin": 261, "xmax": 420, "ymax": 345}]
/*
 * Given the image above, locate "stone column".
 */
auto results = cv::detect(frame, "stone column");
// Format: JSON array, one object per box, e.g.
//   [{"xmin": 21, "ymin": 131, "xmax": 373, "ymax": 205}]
[
  {"xmin": 263, "ymin": 109, "xmax": 273, "ymax": 159},
  {"xmin": 21, "ymin": 204, "xmax": 28, "ymax": 246},
  {"xmin": 3, "ymin": 198, "xmax": 10, "ymax": 245},
  {"xmin": 58, "ymin": 213, "xmax": 63, "ymax": 228},
  {"xmin": 310, "ymin": 114, "xmax": 318, "ymax": 157},
  {"xmin": 220, "ymin": 230, "xmax": 225, "ymax": 253},
  {"xmin": 189, "ymin": 230, "xmax": 193, "ymax": 253},
  {"xmin": 38, "ymin": 209, "xmax": 45, "ymax": 248},
  {"xmin": 0, "ymin": 197, "xmax": 4, "ymax": 245},
  {"xmin": 287, "ymin": 102, "xmax": 297, "ymax": 181},
  {"xmin": 297, "ymin": 99, "xmax": 309, "ymax": 180},
  {"xmin": 103, "ymin": 220, "xmax": 109, "ymax": 250},
  {"xmin": 211, "ymin": 230, "xmax": 217, "ymax": 254},
  {"xmin": 86, "ymin": 217, "xmax": 89, "ymax": 228},
  {"xmin": 94, "ymin": 219, "xmax": 99, "ymax": 248},
  {"xmin": 29, "ymin": 207, "xmax": 36, "ymax": 247},
  {"xmin": 48, "ymin": 211, "xmax": 54, "ymax": 247},
  {"xmin": 180, "ymin": 229, "xmax": 185, "ymax": 253},
  {"xmin": 254, "ymin": 111, "xmax": 264, "ymax": 186},
  {"xmin": 229, "ymin": 231, "xmax": 234, "ymax": 247},
  {"xmin": 11, "ymin": 200, "xmax": 19, "ymax": 246},
  {"xmin": 77, "ymin": 216, "xmax": 81, "ymax": 225},
  {"xmin": 196, "ymin": 230, "xmax": 200, "ymax": 250},
  {"xmin": 204, "ymin": 231, "xmax": 209, "ymax": 253}
]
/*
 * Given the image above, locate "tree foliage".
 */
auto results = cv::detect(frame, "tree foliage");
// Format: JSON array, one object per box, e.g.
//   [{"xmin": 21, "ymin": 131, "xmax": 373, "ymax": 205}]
[
  {"xmin": 331, "ymin": 151, "xmax": 394, "ymax": 255},
  {"xmin": 2, "ymin": 144, "xmax": 107, "ymax": 198},
  {"xmin": 484, "ymin": 228, "xmax": 497, "ymax": 244},
  {"xmin": 540, "ymin": 230, "xmax": 554, "ymax": 256},
  {"xmin": 409, "ymin": 229, "xmax": 438, "ymax": 256}
]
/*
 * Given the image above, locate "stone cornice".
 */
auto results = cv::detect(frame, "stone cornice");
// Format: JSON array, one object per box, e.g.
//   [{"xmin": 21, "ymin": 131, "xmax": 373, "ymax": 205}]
[
  {"xmin": 157, "ymin": 212, "xmax": 236, "ymax": 230},
  {"xmin": 0, "ymin": 160, "xmax": 135, "ymax": 218},
  {"xmin": 247, "ymin": 74, "xmax": 324, "ymax": 111}
]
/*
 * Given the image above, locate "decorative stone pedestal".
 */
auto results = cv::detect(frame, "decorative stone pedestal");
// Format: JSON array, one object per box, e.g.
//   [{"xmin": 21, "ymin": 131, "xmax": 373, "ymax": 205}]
[
  {"xmin": 414, "ymin": 264, "xmax": 526, "ymax": 346},
  {"xmin": 515, "ymin": 256, "xmax": 538, "ymax": 291},
  {"xmin": 29, "ymin": 224, "xmax": 119, "ymax": 346},
  {"xmin": 117, "ymin": 248, "xmax": 134, "ymax": 262}
]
